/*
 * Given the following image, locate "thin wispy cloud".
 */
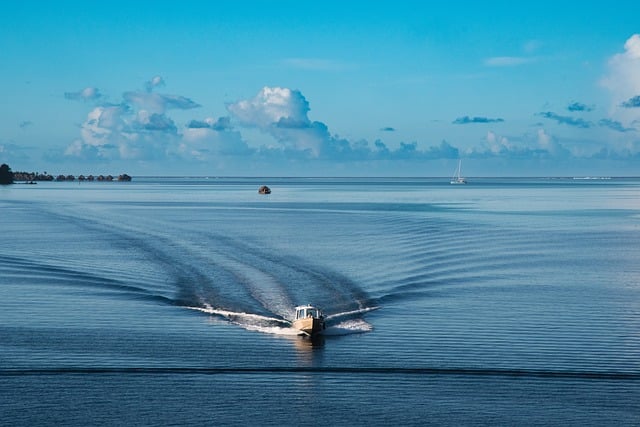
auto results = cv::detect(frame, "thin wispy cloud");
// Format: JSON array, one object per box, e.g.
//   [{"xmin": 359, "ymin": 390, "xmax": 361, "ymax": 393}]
[
  {"xmin": 485, "ymin": 40, "xmax": 542, "ymax": 68},
  {"xmin": 123, "ymin": 91, "xmax": 200, "ymax": 114},
  {"xmin": 598, "ymin": 118, "xmax": 635, "ymax": 132},
  {"xmin": 64, "ymin": 87, "xmax": 103, "ymax": 102},
  {"xmin": 567, "ymin": 102, "xmax": 594, "ymax": 112},
  {"xmin": 484, "ymin": 56, "xmax": 537, "ymax": 67},
  {"xmin": 539, "ymin": 112, "xmax": 592, "ymax": 128},
  {"xmin": 453, "ymin": 116, "xmax": 504, "ymax": 124},
  {"xmin": 523, "ymin": 40, "xmax": 542, "ymax": 54}
]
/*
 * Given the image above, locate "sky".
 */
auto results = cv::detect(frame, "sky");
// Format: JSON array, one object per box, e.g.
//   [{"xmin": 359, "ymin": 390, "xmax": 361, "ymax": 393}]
[{"xmin": 1, "ymin": 1, "xmax": 639, "ymax": 177}]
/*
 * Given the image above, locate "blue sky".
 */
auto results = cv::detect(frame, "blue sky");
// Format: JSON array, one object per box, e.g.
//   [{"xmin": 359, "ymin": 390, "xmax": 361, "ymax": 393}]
[{"xmin": 1, "ymin": 1, "xmax": 639, "ymax": 176}]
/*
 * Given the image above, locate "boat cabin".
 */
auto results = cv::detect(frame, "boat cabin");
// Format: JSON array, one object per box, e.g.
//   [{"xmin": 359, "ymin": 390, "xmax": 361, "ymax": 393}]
[{"xmin": 295, "ymin": 305, "xmax": 322, "ymax": 320}]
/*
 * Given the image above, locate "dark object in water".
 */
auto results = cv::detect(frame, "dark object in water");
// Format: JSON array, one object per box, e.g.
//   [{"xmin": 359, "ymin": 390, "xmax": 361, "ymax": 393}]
[{"xmin": 258, "ymin": 185, "xmax": 271, "ymax": 194}]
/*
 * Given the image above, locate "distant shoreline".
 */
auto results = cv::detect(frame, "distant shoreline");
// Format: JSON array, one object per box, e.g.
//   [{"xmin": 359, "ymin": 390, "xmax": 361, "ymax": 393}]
[{"xmin": 12, "ymin": 172, "xmax": 132, "ymax": 182}]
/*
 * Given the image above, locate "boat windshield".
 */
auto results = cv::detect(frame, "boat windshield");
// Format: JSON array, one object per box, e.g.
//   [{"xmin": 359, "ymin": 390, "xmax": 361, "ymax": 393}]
[{"xmin": 296, "ymin": 307, "xmax": 320, "ymax": 319}]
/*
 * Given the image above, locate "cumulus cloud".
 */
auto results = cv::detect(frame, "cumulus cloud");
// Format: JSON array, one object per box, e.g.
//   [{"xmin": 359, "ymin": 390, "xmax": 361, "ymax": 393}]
[
  {"xmin": 64, "ymin": 78, "xmax": 206, "ymax": 162},
  {"xmin": 227, "ymin": 87, "xmax": 332, "ymax": 155},
  {"xmin": 225, "ymin": 86, "xmax": 586, "ymax": 164},
  {"xmin": 483, "ymin": 131, "xmax": 512, "ymax": 155},
  {"xmin": 226, "ymin": 87, "xmax": 462, "ymax": 161},
  {"xmin": 63, "ymin": 77, "xmax": 264, "ymax": 164},
  {"xmin": 68, "ymin": 104, "xmax": 130, "ymax": 160},
  {"xmin": 534, "ymin": 129, "xmax": 570, "ymax": 158},
  {"xmin": 227, "ymin": 87, "xmax": 310, "ymax": 129},
  {"xmin": 64, "ymin": 86, "xmax": 103, "ymax": 102},
  {"xmin": 453, "ymin": 116, "xmax": 504, "ymax": 124},
  {"xmin": 567, "ymin": 102, "xmax": 594, "ymax": 112},
  {"xmin": 539, "ymin": 112, "xmax": 592, "ymax": 128},
  {"xmin": 61, "ymin": 79, "xmax": 628, "ymax": 171},
  {"xmin": 424, "ymin": 140, "xmax": 459, "ymax": 159},
  {"xmin": 469, "ymin": 128, "xmax": 570, "ymax": 160},
  {"xmin": 601, "ymin": 34, "xmax": 640, "ymax": 125},
  {"xmin": 69, "ymin": 105, "xmax": 180, "ymax": 161}
]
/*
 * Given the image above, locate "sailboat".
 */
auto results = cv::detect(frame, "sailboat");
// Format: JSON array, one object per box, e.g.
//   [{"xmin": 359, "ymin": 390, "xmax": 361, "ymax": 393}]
[{"xmin": 450, "ymin": 160, "xmax": 467, "ymax": 184}]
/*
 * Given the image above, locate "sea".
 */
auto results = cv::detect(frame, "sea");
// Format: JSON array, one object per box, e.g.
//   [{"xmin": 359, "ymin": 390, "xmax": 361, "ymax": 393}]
[{"xmin": 1, "ymin": 177, "xmax": 639, "ymax": 426}]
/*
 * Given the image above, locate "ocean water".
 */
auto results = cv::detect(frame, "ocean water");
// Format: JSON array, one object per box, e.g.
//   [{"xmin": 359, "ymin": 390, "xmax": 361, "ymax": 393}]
[{"xmin": 1, "ymin": 177, "xmax": 639, "ymax": 426}]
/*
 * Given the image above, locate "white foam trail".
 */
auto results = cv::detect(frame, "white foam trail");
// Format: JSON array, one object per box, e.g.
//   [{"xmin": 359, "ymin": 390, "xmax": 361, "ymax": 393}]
[
  {"xmin": 324, "ymin": 319, "xmax": 374, "ymax": 336},
  {"xmin": 188, "ymin": 304, "xmax": 290, "ymax": 325},
  {"xmin": 189, "ymin": 304, "xmax": 377, "ymax": 337},
  {"xmin": 189, "ymin": 305, "xmax": 302, "ymax": 336},
  {"xmin": 242, "ymin": 324, "xmax": 301, "ymax": 336},
  {"xmin": 325, "ymin": 306, "xmax": 379, "ymax": 320}
]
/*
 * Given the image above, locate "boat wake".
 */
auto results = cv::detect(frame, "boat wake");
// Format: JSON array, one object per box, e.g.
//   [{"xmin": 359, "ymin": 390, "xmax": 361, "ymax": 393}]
[
  {"xmin": 19, "ymin": 202, "xmax": 378, "ymax": 339},
  {"xmin": 189, "ymin": 304, "xmax": 377, "ymax": 336}
]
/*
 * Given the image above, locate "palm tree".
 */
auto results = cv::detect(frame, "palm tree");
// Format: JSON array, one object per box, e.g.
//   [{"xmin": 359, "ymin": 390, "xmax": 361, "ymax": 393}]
[{"xmin": 0, "ymin": 163, "xmax": 14, "ymax": 185}]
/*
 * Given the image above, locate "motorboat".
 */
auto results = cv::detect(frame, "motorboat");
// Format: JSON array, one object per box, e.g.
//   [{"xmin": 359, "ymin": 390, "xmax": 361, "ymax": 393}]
[
  {"xmin": 293, "ymin": 305, "xmax": 325, "ymax": 336},
  {"xmin": 258, "ymin": 185, "xmax": 271, "ymax": 194}
]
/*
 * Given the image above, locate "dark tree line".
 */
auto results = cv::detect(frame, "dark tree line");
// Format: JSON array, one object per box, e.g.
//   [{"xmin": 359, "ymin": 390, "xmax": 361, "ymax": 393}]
[
  {"xmin": 0, "ymin": 163, "xmax": 14, "ymax": 185},
  {"xmin": 2, "ymin": 165, "xmax": 131, "ymax": 184},
  {"xmin": 3, "ymin": 167, "xmax": 133, "ymax": 183}
]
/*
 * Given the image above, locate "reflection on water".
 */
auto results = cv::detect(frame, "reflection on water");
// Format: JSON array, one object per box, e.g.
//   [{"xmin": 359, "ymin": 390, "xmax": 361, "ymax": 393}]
[
  {"xmin": 293, "ymin": 335, "xmax": 325, "ymax": 366},
  {"xmin": 295, "ymin": 334, "xmax": 326, "ymax": 349}
]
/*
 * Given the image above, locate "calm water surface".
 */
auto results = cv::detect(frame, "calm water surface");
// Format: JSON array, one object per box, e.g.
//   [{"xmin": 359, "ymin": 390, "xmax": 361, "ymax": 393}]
[{"xmin": 1, "ymin": 177, "xmax": 639, "ymax": 426}]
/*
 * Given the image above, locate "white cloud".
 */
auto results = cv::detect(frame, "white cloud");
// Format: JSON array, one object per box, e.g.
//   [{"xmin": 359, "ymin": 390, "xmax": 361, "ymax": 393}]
[
  {"xmin": 182, "ymin": 126, "xmax": 251, "ymax": 158},
  {"xmin": 227, "ymin": 86, "xmax": 330, "ymax": 155},
  {"xmin": 227, "ymin": 87, "xmax": 310, "ymax": 129},
  {"xmin": 601, "ymin": 34, "xmax": 640, "ymax": 124},
  {"xmin": 486, "ymin": 131, "xmax": 511, "ymax": 154},
  {"xmin": 64, "ymin": 79, "xmax": 247, "ymax": 163},
  {"xmin": 536, "ymin": 128, "xmax": 551, "ymax": 148},
  {"xmin": 67, "ymin": 103, "xmax": 181, "ymax": 161},
  {"xmin": 624, "ymin": 34, "xmax": 640, "ymax": 58},
  {"xmin": 536, "ymin": 128, "xmax": 570, "ymax": 158}
]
